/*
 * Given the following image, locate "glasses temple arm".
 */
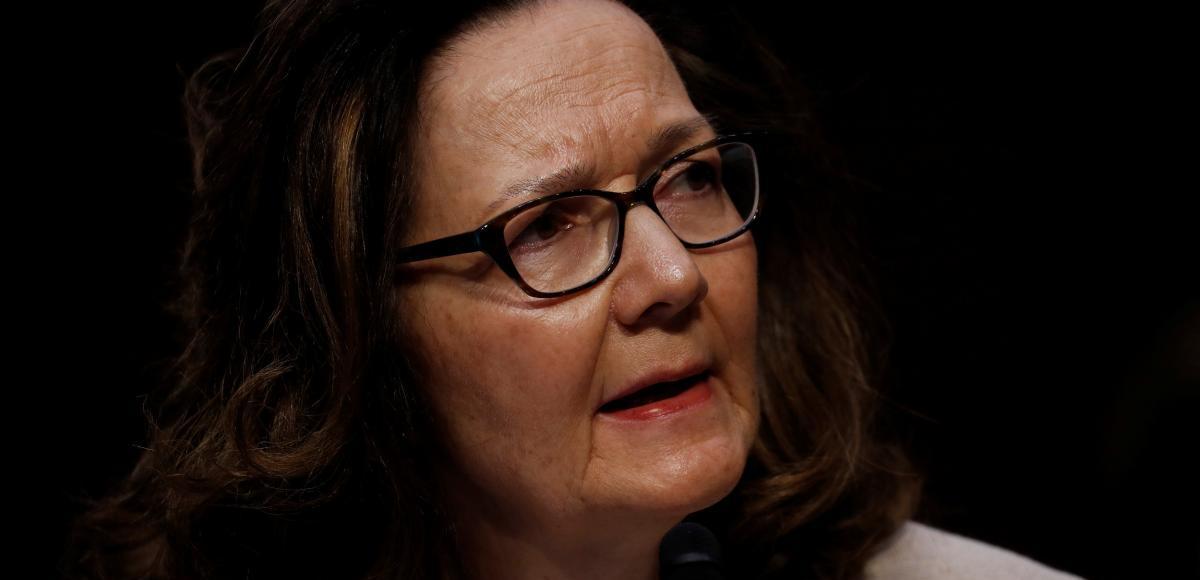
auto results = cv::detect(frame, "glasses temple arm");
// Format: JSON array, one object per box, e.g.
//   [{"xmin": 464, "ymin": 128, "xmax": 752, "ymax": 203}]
[{"xmin": 396, "ymin": 229, "xmax": 483, "ymax": 263}]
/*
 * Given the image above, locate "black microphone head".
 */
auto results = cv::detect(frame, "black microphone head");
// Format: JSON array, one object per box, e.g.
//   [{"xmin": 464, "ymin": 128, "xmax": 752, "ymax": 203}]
[{"xmin": 659, "ymin": 521, "xmax": 723, "ymax": 572}]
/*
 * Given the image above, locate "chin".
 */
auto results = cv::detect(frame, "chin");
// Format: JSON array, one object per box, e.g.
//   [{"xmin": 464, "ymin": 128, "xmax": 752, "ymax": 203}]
[
  {"xmin": 596, "ymin": 429, "xmax": 753, "ymax": 524},
  {"xmin": 585, "ymin": 375, "xmax": 759, "ymax": 520},
  {"xmin": 668, "ymin": 433, "xmax": 751, "ymax": 511}
]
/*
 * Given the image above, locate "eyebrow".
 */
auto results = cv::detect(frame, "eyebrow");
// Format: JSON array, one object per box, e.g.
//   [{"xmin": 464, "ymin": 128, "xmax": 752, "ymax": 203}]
[
  {"xmin": 480, "ymin": 114, "xmax": 719, "ymax": 219},
  {"xmin": 645, "ymin": 114, "xmax": 719, "ymax": 160}
]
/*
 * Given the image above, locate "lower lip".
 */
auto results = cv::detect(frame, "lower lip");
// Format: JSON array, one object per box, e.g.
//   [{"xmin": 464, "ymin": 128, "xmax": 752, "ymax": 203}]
[{"xmin": 600, "ymin": 378, "xmax": 713, "ymax": 421}]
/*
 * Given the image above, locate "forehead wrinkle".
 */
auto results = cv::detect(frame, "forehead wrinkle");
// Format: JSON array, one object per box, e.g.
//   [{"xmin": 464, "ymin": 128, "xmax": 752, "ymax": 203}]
[
  {"xmin": 481, "ymin": 41, "xmax": 674, "ymax": 108},
  {"xmin": 423, "ymin": 1, "xmax": 683, "ymax": 158},
  {"xmin": 413, "ymin": 0, "xmax": 698, "ymax": 232},
  {"xmin": 464, "ymin": 55, "xmax": 678, "ymax": 157}
]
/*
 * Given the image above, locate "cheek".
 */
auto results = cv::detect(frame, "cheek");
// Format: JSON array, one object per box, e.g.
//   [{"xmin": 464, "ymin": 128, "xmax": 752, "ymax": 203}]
[
  {"xmin": 400, "ymin": 286, "xmax": 607, "ymax": 482},
  {"xmin": 698, "ymin": 238, "xmax": 760, "ymax": 426},
  {"xmin": 705, "ymin": 238, "xmax": 759, "ymax": 350}
]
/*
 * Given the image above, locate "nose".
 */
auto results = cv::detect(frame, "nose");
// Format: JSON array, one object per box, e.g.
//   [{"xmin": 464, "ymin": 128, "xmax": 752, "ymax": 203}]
[{"xmin": 610, "ymin": 205, "xmax": 708, "ymax": 328}]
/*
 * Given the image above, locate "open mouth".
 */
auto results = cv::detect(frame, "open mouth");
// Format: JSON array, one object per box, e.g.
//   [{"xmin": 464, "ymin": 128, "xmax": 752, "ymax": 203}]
[{"xmin": 598, "ymin": 371, "xmax": 709, "ymax": 414}]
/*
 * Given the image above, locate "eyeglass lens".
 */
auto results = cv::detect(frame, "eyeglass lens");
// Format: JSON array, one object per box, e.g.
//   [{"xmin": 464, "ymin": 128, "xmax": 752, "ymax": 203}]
[{"xmin": 500, "ymin": 141, "xmax": 759, "ymax": 293}]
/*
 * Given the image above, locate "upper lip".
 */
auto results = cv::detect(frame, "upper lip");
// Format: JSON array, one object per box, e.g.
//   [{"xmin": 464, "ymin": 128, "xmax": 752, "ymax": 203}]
[{"xmin": 597, "ymin": 357, "xmax": 712, "ymax": 412}]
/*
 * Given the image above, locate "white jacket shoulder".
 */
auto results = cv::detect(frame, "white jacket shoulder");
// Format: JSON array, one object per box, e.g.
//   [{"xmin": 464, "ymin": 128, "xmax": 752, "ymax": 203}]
[{"xmin": 862, "ymin": 521, "xmax": 1084, "ymax": 580}]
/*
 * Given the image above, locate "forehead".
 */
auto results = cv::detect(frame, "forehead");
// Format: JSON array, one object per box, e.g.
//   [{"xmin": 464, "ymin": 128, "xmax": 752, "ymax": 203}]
[
  {"xmin": 424, "ymin": 0, "xmax": 686, "ymax": 154},
  {"xmin": 411, "ymin": 0, "xmax": 703, "ymax": 236}
]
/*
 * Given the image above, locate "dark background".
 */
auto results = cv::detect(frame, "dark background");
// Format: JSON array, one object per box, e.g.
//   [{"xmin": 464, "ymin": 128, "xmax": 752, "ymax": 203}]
[{"xmin": 29, "ymin": 3, "xmax": 1196, "ymax": 579}]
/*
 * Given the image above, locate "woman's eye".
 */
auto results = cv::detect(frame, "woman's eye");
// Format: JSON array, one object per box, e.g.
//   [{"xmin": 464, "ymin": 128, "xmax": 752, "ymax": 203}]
[
  {"xmin": 685, "ymin": 162, "xmax": 718, "ymax": 190},
  {"xmin": 662, "ymin": 160, "xmax": 720, "ymax": 198},
  {"xmin": 531, "ymin": 213, "xmax": 571, "ymax": 240},
  {"xmin": 511, "ymin": 210, "xmax": 573, "ymax": 250}
]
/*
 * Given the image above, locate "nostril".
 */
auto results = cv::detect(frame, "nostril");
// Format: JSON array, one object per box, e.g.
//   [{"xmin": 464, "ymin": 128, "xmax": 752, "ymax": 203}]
[
  {"xmin": 643, "ymin": 301, "xmax": 672, "ymax": 320},
  {"xmin": 636, "ymin": 301, "xmax": 681, "ymax": 329},
  {"xmin": 636, "ymin": 269, "xmax": 707, "ymax": 326}
]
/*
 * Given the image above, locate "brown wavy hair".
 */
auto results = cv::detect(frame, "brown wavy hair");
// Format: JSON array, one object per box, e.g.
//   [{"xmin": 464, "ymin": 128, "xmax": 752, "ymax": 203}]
[{"xmin": 63, "ymin": 1, "xmax": 920, "ymax": 578}]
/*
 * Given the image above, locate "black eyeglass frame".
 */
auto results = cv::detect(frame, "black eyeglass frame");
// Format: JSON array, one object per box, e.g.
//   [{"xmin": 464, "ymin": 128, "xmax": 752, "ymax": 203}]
[{"xmin": 396, "ymin": 132, "xmax": 766, "ymax": 298}]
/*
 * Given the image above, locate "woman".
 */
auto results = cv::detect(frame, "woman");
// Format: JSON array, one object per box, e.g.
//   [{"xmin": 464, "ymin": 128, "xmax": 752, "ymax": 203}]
[{"xmin": 66, "ymin": 0, "xmax": 1081, "ymax": 578}]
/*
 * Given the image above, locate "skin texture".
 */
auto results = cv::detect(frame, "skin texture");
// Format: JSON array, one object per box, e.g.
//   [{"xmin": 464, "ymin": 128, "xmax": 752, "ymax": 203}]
[{"xmin": 396, "ymin": 1, "xmax": 761, "ymax": 577}]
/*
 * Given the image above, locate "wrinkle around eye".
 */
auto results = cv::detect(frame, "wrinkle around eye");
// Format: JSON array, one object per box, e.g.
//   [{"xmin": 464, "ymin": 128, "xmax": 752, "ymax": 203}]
[
  {"xmin": 401, "ymin": 251, "xmax": 493, "ymax": 288},
  {"xmin": 464, "ymin": 275, "xmax": 576, "ymax": 312}
]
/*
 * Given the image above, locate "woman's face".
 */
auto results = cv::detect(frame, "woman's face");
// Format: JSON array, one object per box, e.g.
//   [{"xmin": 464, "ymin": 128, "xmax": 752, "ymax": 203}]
[{"xmin": 397, "ymin": 0, "xmax": 760, "ymax": 543}]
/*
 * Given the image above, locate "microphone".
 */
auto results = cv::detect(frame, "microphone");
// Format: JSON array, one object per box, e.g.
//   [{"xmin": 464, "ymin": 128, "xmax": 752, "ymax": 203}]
[{"xmin": 658, "ymin": 522, "xmax": 725, "ymax": 580}]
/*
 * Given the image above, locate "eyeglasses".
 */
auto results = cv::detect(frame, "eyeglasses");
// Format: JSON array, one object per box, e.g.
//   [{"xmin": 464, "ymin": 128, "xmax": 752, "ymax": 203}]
[{"xmin": 396, "ymin": 133, "xmax": 764, "ymax": 298}]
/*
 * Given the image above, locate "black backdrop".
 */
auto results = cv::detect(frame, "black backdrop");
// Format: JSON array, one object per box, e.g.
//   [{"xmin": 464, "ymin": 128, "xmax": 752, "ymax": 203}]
[{"xmin": 30, "ymin": 3, "xmax": 1197, "ymax": 578}]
